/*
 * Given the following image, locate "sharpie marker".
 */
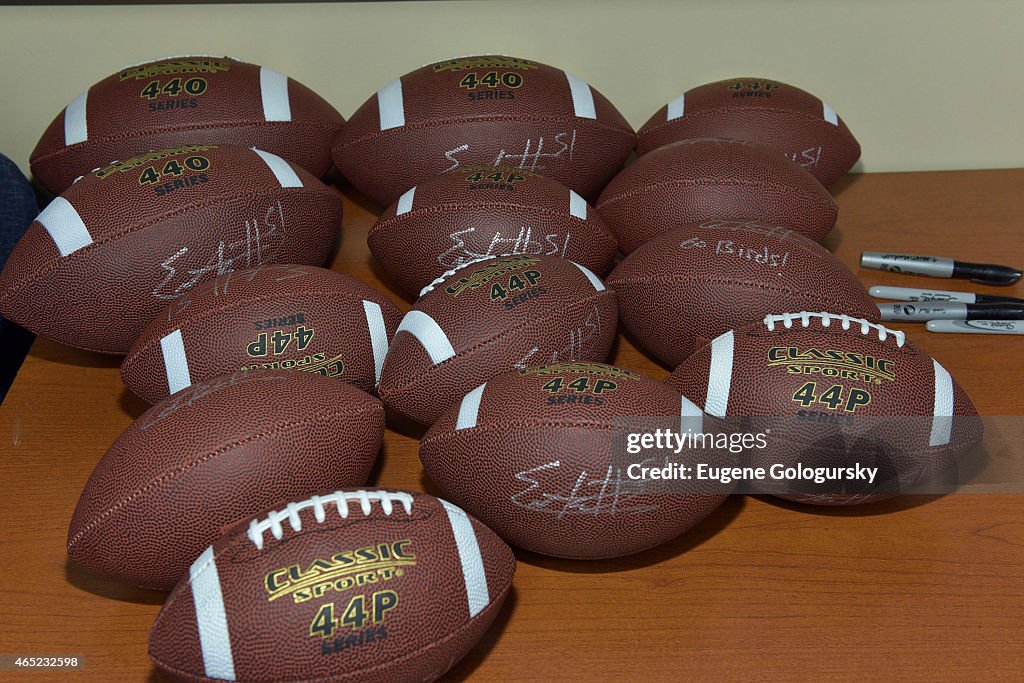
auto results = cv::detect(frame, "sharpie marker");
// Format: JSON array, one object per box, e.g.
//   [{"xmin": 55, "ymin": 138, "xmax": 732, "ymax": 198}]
[
  {"xmin": 869, "ymin": 285, "xmax": 1024, "ymax": 305},
  {"xmin": 877, "ymin": 302, "xmax": 1024, "ymax": 322},
  {"xmin": 861, "ymin": 252, "xmax": 1022, "ymax": 286},
  {"xmin": 926, "ymin": 320, "xmax": 1024, "ymax": 335}
]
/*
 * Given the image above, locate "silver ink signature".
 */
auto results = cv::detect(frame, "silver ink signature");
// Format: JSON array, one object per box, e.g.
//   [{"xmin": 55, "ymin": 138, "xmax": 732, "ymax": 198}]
[
  {"xmin": 443, "ymin": 130, "xmax": 578, "ymax": 173},
  {"xmin": 513, "ymin": 303, "xmax": 603, "ymax": 370},
  {"xmin": 512, "ymin": 460, "xmax": 657, "ymax": 517},
  {"xmin": 152, "ymin": 200, "xmax": 288, "ymax": 301},
  {"xmin": 438, "ymin": 226, "xmax": 571, "ymax": 269}
]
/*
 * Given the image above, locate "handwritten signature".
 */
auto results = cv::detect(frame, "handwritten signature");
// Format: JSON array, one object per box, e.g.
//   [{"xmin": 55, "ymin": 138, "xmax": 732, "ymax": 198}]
[
  {"xmin": 438, "ymin": 226, "xmax": 572, "ymax": 270},
  {"xmin": 444, "ymin": 130, "xmax": 578, "ymax": 173},
  {"xmin": 513, "ymin": 303, "xmax": 603, "ymax": 369},
  {"xmin": 152, "ymin": 200, "xmax": 288, "ymax": 302},
  {"xmin": 511, "ymin": 460, "xmax": 657, "ymax": 518}
]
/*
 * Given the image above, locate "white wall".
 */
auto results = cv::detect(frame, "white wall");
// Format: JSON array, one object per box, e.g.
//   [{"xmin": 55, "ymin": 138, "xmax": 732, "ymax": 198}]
[{"xmin": 0, "ymin": 0, "xmax": 1020, "ymax": 174}]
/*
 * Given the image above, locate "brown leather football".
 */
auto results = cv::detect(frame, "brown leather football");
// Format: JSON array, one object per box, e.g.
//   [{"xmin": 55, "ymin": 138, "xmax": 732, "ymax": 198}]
[
  {"xmin": 67, "ymin": 370, "xmax": 385, "ymax": 590},
  {"xmin": 637, "ymin": 77, "xmax": 860, "ymax": 187},
  {"xmin": 378, "ymin": 255, "xmax": 617, "ymax": 425},
  {"xmin": 31, "ymin": 55, "xmax": 344, "ymax": 194},
  {"xmin": 0, "ymin": 144, "xmax": 341, "ymax": 354},
  {"xmin": 121, "ymin": 264, "xmax": 401, "ymax": 404},
  {"xmin": 666, "ymin": 312, "xmax": 983, "ymax": 505},
  {"xmin": 596, "ymin": 138, "xmax": 838, "ymax": 254},
  {"xmin": 368, "ymin": 165, "xmax": 618, "ymax": 295},
  {"xmin": 333, "ymin": 55, "xmax": 635, "ymax": 206},
  {"xmin": 148, "ymin": 489, "xmax": 515, "ymax": 682},
  {"xmin": 607, "ymin": 220, "xmax": 878, "ymax": 367},
  {"xmin": 420, "ymin": 363, "xmax": 730, "ymax": 558}
]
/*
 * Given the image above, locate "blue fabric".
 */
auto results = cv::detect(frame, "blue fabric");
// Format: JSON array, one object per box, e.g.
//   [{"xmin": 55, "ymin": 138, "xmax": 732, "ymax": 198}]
[
  {"xmin": 0, "ymin": 153, "xmax": 39, "ymax": 403},
  {"xmin": 0, "ymin": 154, "xmax": 37, "ymax": 269}
]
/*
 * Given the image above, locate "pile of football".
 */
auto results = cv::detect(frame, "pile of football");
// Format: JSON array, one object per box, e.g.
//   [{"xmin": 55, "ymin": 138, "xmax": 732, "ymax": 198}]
[{"xmin": 0, "ymin": 55, "xmax": 983, "ymax": 682}]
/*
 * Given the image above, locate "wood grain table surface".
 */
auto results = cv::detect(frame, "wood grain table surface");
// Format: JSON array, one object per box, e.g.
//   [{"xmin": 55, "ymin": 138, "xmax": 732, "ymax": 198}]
[{"xmin": 1, "ymin": 169, "xmax": 1022, "ymax": 681}]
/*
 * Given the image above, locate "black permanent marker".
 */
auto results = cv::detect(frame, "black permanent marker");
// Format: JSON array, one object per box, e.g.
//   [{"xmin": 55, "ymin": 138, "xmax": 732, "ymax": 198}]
[
  {"xmin": 926, "ymin": 320, "xmax": 1024, "ymax": 335},
  {"xmin": 877, "ymin": 302, "xmax": 1024, "ymax": 322},
  {"xmin": 868, "ymin": 285, "xmax": 1024, "ymax": 305},
  {"xmin": 861, "ymin": 252, "xmax": 1022, "ymax": 286}
]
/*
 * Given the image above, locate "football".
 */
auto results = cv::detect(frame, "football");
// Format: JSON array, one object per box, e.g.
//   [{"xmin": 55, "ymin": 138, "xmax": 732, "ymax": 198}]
[
  {"xmin": 378, "ymin": 255, "xmax": 616, "ymax": 425},
  {"xmin": 420, "ymin": 363, "xmax": 731, "ymax": 558},
  {"xmin": 121, "ymin": 264, "xmax": 401, "ymax": 403},
  {"xmin": 637, "ymin": 77, "xmax": 860, "ymax": 186},
  {"xmin": 149, "ymin": 488, "xmax": 515, "ymax": 683},
  {"xmin": 67, "ymin": 370, "xmax": 384, "ymax": 590},
  {"xmin": 667, "ymin": 312, "xmax": 983, "ymax": 505},
  {"xmin": 368, "ymin": 165, "xmax": 618, "ymax": 295},
  {"xmin": 333, "ymin": 55, "xmax": 635, "ymax": 206},
  {"xmin": 0, "ymin": 144, "xmax": 341, "ymax": 354},
  {"xmin": 31, "ymin": 55, "xmax": 344, "ymax": 194},
  {"xmin": 596, "ymin": 138, "xmax": 838, "ymax": 254},
  {"xmin": 607, "ymin": 220, "xmax": 878, "ymax": 368}
]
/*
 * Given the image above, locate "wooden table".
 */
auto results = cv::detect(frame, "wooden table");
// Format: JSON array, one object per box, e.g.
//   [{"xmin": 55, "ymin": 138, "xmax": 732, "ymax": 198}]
[{"xmin": 1, "ymin": 170, "xmax": 1022, "ymax": 681}]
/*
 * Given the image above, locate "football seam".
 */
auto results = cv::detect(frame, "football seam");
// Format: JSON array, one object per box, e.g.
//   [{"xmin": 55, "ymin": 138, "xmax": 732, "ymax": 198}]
[
  {"xmin": 422, "ymin": 418, "xmax": 633, "ymax": 447},
  {"xmin": 597, "ymin": 177, "xmax": 835, "ymax": 213},
  {"xmin": 638, "ymin": 105, "xmax": 849, "ymax": 139},
  {"xmin": 369, "ymin": 201, "xmax": 601, "ymax": 238},
  {"xmin": 0, "ymin": 186, "xmax": 338, "ymax": 310},
  {"xmin": 66, "ymin": 405, "xmax": 381, "ymax": 552},
  {"xmin": 334, "ymin": 114, "xmax": 635, "ymax": 151},
  {"xmin": 151, "ymin": 527, "xmax": 515, "ymax": 682},
  {"xmin": 381, "ymin": 289, "xmax": 615, "ymax": 400},
  {"xmin": 607, "ymin": 273, "xmax": 870, "ymax": 312},
  {"xmin": 31, "ymin": 118, "xmax": 344, "ymax": 166},
  {"xmin": 122, "ymin": 286, "xmax": 393, "ymax": 376}
]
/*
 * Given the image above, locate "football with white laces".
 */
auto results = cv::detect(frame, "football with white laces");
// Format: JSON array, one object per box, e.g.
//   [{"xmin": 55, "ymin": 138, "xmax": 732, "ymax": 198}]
[
  {"xmin": 378, "ymin": 254, "xmax": 617, "ymax": 425},
  {"xmin": 667, "ymin": 312, "xmax": 983, "ymax": 504},
  {"xmin": 149, "ymin": 489, "xmax": 516, "ymax": 683}
]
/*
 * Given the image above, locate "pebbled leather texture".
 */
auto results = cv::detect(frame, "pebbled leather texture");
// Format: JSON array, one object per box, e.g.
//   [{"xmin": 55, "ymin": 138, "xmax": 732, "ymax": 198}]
[
  {"xmin": 597, "ymin": 138, "xmax": 838, "ymax": 254},
  {"xmin": 31, "ymin": 55, "xmax": 344, "ymax": 194},
  {"xmin": 378, "ymin": 255, "xmax": 617, "ymax": 425},
  {"xmin": 421, "ymin": 363, "xmax": 731, "ymax": 558},
  {"xmin": 122, "ymin": 264, "xmax": 401, "ymax": 403},
  {"xmin": 369, "ymin": 165, "xmax": 617, "ymax": 295},
  {"xmin": 0, "ymin": 145, "xmax": 342, "ymax": 354},
  {"xmin": 334, "ymin": 55, "xmax": 635, "ymax": 206},
  {"xmin": 608, "ymin": 220, "xmax": 878, "ymax": 368},
  {"xmin": 67, "ymin": 369, "xmax": 385, "ymax": 590},
  {"xmin": 637, "ymin": 77, "xmax": 860, "ymax": 186},
  {"xmin": 149, "ymin": 489, "xmax": 515, "ymax": 683}
]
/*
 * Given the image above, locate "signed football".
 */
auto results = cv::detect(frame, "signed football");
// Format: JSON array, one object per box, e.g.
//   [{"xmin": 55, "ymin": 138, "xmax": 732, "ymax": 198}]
[
  {"xmin": 368, "ymin": 165, "xmax": 618, "ymax": 295},
  {"xmin": 68, "ymin": 370, "xmax": 384, "ymax": 590},
  {"xmin": 596, "ymin": 138, "xmax": 838, "ymax": 254},
  {"xmin": 333, "ymin": 55, "xmax": 635, "ymax": 206},
  {"xmin": 31, "ymin": 55, "xmax": 344, "ymax": 193},
  {"xmin": 637, "ymin": 77, "xmax": 860, "ymax": 186},
  {"xmin": 122, "ymin": 265, "xmax": 401, "ymax": 403},
  {"xmin": 420, "ymin": 363, "xmax": 730, "ymax": 558},
  {"xmin": 607, "ymin": 220, "xmax": 877, "ymax": 367},
  {"xmin": 0, "ymin": 144, "xmax": 341, "ymax": 354},
  {"xmin": 378, "ymin": 255, "xmax": 616, "ymax": 425},
  {"xmin": 667, "ymin": 312, "xmax": 983, "ymax": 505},
  {"xmin": 149, "ymin": 489, "xmax": 515, "ymax": 683}
]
